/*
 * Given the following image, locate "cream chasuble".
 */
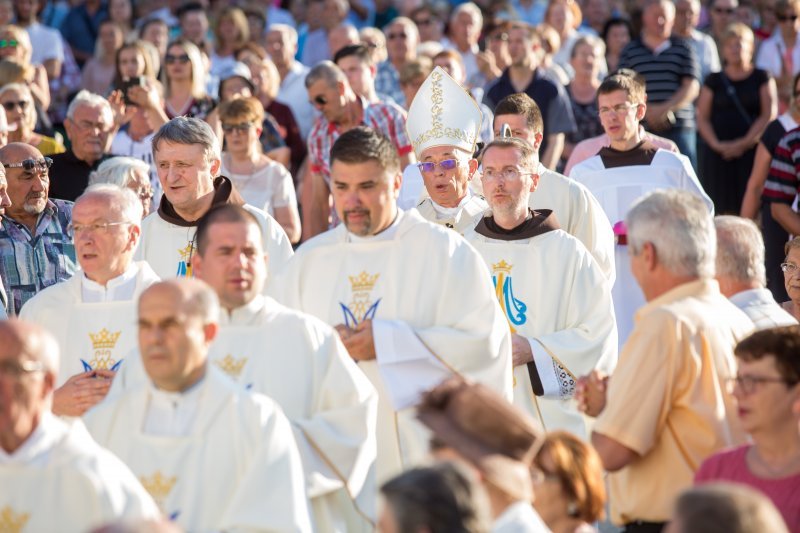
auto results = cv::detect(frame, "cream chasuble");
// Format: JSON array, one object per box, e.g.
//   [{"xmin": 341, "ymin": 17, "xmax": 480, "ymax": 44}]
[
  {"xmin": 209, "ymin": 295, "xmax": 378, "ymax": 532},
  {"xmin": 532, "ymin": 167, "xmax": 616, "ymax": 284},
  {"xmin": 84, "ymin": 367, "xmax": 312, "ymax": 533},
  {"xmin": 19, "ymin": 262, "xmax": 160, "ymax": 388},
  {"xmin": 465, "ymin": 213, "xmax": 617, "ymax": 438},
  {"xmin": 414, "ymin": 194, "xmax": 489, "ymax": 234},
  {"xmin": 570, "ymin": 147, "xmax": 713, "ymax": 348},
  {"xmin": 273, "ymin": 209, "xmax": 512, "ymax": 484},
  {"xmin": 0, "ymin": 413, "xmax": 160, "ymax": 532},
  {"xmin": 135, "ymin": 204, "xmax": 293, "ymax": 288}
]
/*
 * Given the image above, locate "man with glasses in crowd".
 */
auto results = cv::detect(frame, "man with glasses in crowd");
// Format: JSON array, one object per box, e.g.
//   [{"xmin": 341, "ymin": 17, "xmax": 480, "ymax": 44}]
[
  {"xmin": 375, "ymin": 17, "xmax": 419, "ymax": 108},
  {"xmin": 303, "ymin": 61, "xmax": 413, "ymax": 239},
  {"xmin": 0, "ymin": 143, "xmax": 74, "ymax": 316},
  {"xmin": 20, "ymin": 184, "xmax": 159, "ymax": 417},
  {"xmin": 49, "ymin": 90, "xmax": 117, "ymax": 202},
  {"xmin": 570, "ymin": 72, "xmax": 711, "ymax": 348},
  {"xmin": 464, "ymin": 136, "xmax": 617, "ymax": 438}
]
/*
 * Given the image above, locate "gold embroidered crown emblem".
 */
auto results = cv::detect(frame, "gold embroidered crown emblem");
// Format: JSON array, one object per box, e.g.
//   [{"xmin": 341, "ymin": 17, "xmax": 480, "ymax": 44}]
[
  {"xmin": 492, "ymin": 260, "xmax": 513, "ymax": 274},
  {"xmin": 178, "ymin": 243, "xmax": 194, "ymax": 261},
  {"xmin": 0, "ymin": 507, "xmax": 30, "ymax": 533},
  {"xmin": 140, "ymin": 471, "xmax": 177, "ymax": 503},
  {"xmin": 214, "ymin": 355, "xmax": 248, "ymax": 379},
  {"xmin": 349, "ymin": 271, "xmax": 379, "ymax": 292},
  {"xmin": 89, "ymin": 328, "xmax": 121, "ymax": 350}
]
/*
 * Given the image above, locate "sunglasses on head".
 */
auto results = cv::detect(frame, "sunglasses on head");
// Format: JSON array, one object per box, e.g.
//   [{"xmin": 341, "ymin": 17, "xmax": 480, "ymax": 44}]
[
  {"xmin": 2, "ymin": 100, "xmax": 28, "ymax": 112},
  {"xmin": 0, "ymin": 39, "xmax": 18, "ymax": 49},
  {"xmin": 165, "ymin": 53, "xmax": 191, "ymax": 64},
  {"xmin": 2, "ymin": 157, "xmax": 53, "ymax": 172}
]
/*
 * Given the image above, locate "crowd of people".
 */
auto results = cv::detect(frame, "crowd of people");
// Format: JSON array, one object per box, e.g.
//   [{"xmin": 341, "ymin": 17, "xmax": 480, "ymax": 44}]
[{"xmin": 1, "ymin": 0, "xmax": 800, "ymax": 532}]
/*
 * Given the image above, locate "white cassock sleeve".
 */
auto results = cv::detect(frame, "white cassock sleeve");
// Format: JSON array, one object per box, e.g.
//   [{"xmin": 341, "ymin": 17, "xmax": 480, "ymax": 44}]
[
  {"xmin": 220, "ymin": 397, "xmax": 313, "ymax": 533},
  {"xmin": 524, "ymin": 247, "xmax": 618, "ymax": 398},
  {"xmin": 678, "ymin": 156, "xmax": 714, "ymax": 214},
  {"xmin": 291, "ymin": 324, "xmax": 377, "ymax": 501},
  {"xmin": 568, "ymin": 183, "xmax": 616, "ymax": 285}
]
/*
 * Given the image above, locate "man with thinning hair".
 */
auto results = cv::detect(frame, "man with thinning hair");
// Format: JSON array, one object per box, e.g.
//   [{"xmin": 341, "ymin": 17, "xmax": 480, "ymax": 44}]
[
  {"xmin": 85, "ymin": 279, "xmax": 312, "ymax": 532},
  {"xmin": 135, "ymin": 117, "xmax": 292, "ymax": 287},
  {"xmin": 20, "ymin": 184, "xmax": 159, "ymax": 417},
  {"xmin": 304, "ymin": 61, "xmax": 413, "ymax": 239},
  {"xmin": 577, "ymin": 189, "xmax": 753, "ymax": 532},
  {"xmin": 465, "ymin": 137, "xmax": 616, "ymax": 438},
  {"xmin": 275, "ymin": 126, "xmax": 512, "ymax": 486},
  {"xmin": 0, "ymin": 319, "xmax": 160, "ymax": 531},
  {"xmin": 715, "ymin": 216, "xmax": 797, "ymax": 329}
]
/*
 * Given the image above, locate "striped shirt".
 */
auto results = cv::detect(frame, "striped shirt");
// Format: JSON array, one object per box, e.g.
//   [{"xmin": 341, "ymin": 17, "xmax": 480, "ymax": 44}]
[
  {"xmin": 308, "ymin": 96, "xmax": 413, "ymax": 185},
  {"xmin": 619, "ymin": 37, "xmax": 700, "ymax": 129},
  {"xmin": 375, "ymin": 61, "xmax": 406, "ymax": 109},
  {"xmin": 764, "ymin": 125, "xmax": 800, "ymax": 205},
  {"xmin": 0, "ymin": 199, "xmax": 76, "ymax": 316}
]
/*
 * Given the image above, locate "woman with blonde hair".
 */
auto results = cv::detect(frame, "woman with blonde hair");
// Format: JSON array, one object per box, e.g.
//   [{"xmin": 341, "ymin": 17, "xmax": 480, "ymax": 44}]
[
  {"xmin": 211, "ymin": 7, "xmax": 249, "ymax": 78},
  {"xmin": 162, "ymin": 38, "xmax": 215, "ymax": 120},
  {"xmin": 0, "ymin": 82, "xmax": 63, "ymax": 155},
  {"xmin": 112, "ymin": 40, "xmax": 158, "ymax": 93},
  {"xmin": 218, "ymin": 97, "xmax": 300, "ymax": 243},
  {"xmin": 0, "ymin": 24, "xmax": 49, "ymax": 110},
  {"xmin": 532, "ymin": 431, "xmax": 606, "ymax": 533}
]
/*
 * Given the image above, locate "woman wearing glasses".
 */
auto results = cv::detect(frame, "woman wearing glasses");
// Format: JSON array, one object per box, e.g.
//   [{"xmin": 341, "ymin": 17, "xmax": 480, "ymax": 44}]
[
  {"xmin": 0, "ymin": 83, "xmax": 64, "ymax": 155},
  {"xmin": 162, "ymin": 38, "xmax": 215, "ymax": 121},
  {"xmin": 89, "ymin": 157, "xmax": 155, "ymax": 218},
  {"xmin": 694, "ymin": 326, "xmax": 800, "ymax": 532},
  {"xmin": 218, "ymin": 97, "xmax": 300, "ymax": 243},
  {"xmin": 0, "ymin": 24, "xmax": 49, "ymax": 112},
  {"xmin": 781, "ymin": 237, "xmax": 800, "ymax": 321}
]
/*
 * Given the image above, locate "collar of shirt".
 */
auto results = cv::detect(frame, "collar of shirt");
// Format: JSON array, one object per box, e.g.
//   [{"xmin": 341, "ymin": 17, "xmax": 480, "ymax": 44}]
[
  {"xmin": 430, "ymin": 189, "xmax": 473, "ymax": 218},
  {"xmin": 221, "ymin": 294, "xmax": 266, "ymax": 326},
  {"xmin": 652, "ymin": 39, "xmax": 672, "ymax": 55},
  {"xmin": 347, "ymin": 209, "xmax": 403, "ymax": 243},
  {"xmin": 81, "ymin": 262, "xmax": 139, "ymax": 303},
  {"xmin": 635, "ymin": 278, "xmax": 717, "ymax": 321},
  {"xmin": 729, "ymin": 288, "xmax": 775, "ymax": 308},
  {"xmin": 144, "ymin": 372, "xmax": 207, "ymax": 437},
  {"xmin": 0, "ymin": 412, "xmax": 62, "ymax": 466}
]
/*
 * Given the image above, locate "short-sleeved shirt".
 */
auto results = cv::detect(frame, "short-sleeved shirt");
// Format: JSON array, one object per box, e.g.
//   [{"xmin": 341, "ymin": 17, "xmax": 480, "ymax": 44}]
[
  {"xmin": 763, "ymin": 125, "xmax": 800, "ymax": 205},
  {"xmin": 26, "ymin": 22, "xmax": 64, "ymax": 65},
  {"xmin": 307, "ymin": 96, "xmax": 413, "ymax": 186},
  {"xmin": 483, "ymin": 67, "xmax": 576, "ymax": 158},
  {"xmin": 59, "ymin": 3, "xmax": 108, "ymax": 60},
  {"xmin": 695, "ymin": 445, "xmax": 800, "ymax": 531},
  {"xmin": 375, "ymin": 61, "xmax": 406, "ymax": 109},
  {"xmin": 594, "ymin": 279, "xmax": 752, "ymax": 525},
  {"xmin": 618, "ymin": 37, "xmax": 700, "ymax": 129},
  {"xmin": 0, "ymin": 199, "xmax": 76, "ymax": 316}
]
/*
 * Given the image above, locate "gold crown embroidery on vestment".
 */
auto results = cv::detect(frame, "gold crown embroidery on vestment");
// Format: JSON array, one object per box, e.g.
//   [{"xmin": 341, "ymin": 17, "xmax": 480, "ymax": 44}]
[
  {"xmin": 140, "ymin": 471, "xmax": 177, "ymax": 504},
  {"xmin": 491, "ymin": 260, "xmax": 513, "ymax": 274},
  {"xmin": 214, "ymin": 355, "xmax": 248, "ymax": 379},
  {"xmin": 89, "ymin": 328, "xmax": 121, "ymax": 350},
  {"xmin": 0, "ymin": 507, "xmax": 29, "ymax": 533},
  {"xmin": 349, "ymin": 271, "xmax": 380, "ymax": 292}
]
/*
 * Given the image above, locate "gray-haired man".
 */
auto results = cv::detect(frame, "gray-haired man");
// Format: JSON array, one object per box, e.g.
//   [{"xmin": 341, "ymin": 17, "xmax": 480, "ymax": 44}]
[{"xmin": 134, "ymin": 117, "xmax": 293, "ymax": 288}]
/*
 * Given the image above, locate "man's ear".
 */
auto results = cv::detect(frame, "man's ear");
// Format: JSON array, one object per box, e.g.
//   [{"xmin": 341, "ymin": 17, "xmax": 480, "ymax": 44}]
[
  {"xmin": 467, "ymin": 158, "xmax": 479, "ymax": 177},
  {"xmin": 636, "ymin": 102, "xmax": 647, "ymax": 121},
  {"xmin": 533, "ymin": 132, "xmax": 544, "ymax": 152}
]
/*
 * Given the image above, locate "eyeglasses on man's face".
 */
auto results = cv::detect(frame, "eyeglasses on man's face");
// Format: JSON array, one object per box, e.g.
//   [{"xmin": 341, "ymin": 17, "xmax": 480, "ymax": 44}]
[
  {"xmin": 482, "ymin": 167, "xmax": 535, "ymax": 181},
  {"xmin": 727, "ymin": 374, "xmax": 798, "ymax": 395},
  {"xmin": 417, "ymin": 159, "xmax": 460, "ymax": 174},
  {"xmin": 67, "ymin": 221, "xmax": 132, "ymax": 239}
]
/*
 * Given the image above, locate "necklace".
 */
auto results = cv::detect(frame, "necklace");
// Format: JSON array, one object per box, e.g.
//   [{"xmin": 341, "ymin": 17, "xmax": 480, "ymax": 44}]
[
  {"xmin": 225, "ymin": 153, "xmax": 259, "ymax": 191},
  {"xmin": 749, "ymin": 446, "xmax": 800, "ymax": 478}
]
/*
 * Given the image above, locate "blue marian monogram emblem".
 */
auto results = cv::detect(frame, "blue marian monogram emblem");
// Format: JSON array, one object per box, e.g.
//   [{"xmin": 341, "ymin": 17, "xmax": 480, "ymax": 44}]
[
  {"xmin": 339, "ymin": 271, "xmax": 382, "ymax": 327},
  {"xmin": 492, "ymin": 260, "xmax": 527, "ymax": 332}
]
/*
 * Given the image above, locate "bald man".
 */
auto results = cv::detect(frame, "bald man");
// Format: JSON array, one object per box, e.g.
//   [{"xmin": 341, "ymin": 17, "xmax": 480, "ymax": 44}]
[
  {"xmin": 85, "ymin": 280, "xmax": 312, "ymax": 532},
  {"xmin": 0, "ymin": 143, "xmax": 76, "ymax": 315},
  {"xmin": 21, "ymin": 184, "xmax": 160, "ymax": 417},
  {"xmin": 0, "ymin": 319, "xmax": 160, "ymax": 531}
]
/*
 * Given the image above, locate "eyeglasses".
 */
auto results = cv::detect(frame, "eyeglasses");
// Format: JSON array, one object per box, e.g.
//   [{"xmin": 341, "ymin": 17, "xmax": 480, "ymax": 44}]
[
  {"xmin": 311, "ymin": 95, "xmax": 328, "ymax": 106},
  {"xmin": 387, "ymin": 32, "xmax": 408, "ymax": 40},
  {"xmin": 598, "ymin": 103, "xmax": 638, "ymax": 116},
  {"xmin": 3, "ymin": 157, "xmax": 52, "ymax": 173},
  {"xmin": 67, "ymin": 221, "xmax": 132, "ymax": 238},
  {"xmin": 70, "ymin": 119, "xmax": 112, "ymax": 133},
  {"xmin": 727, "ymin": 375, "xmax": 797, "ymax": 395},
  {"xmin": 713, "ymin": 7, "xmax": 735, "ymax": 14},
  {"xmin": 0, "ymin": 39, "xmax": 18, "ymax": 49},
  {"xmin": 2, "ymin": 100, "xmax": 28, "ymax": 112},
  {"xmin": 221, "ymin": 122, "xmax": 254, "ymax": 133},
  {"xmin": 781, "ymin": 262, "xmax": 799, "ymax": 274},
  {"xmin": 415, "ymin": 18, "xmax": 434, "ymax": 26},
  {"xmin": 482, "ymin": 167, "xmax": 536, "ymax": 181},
  {"xmin": 778, "ymin": 13, "xmax": 799, "ymax": 21},
  {"xmin": 0, "ymin": 358, "xmax": 44, "ymax": 379},
  {"xmin": 165, "ymin": 53, "xmax": 191, "ymax": 64},
  {"xmin": 417, "ymin": 159, "xmax": 460, "ymax": 173}
]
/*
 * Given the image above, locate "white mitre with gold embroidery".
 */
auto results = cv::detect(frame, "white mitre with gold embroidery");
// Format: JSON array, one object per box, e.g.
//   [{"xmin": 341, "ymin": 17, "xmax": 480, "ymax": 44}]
[{"xmin": 406, "ymin": 66, "xmax": 483, "ymax": 158}]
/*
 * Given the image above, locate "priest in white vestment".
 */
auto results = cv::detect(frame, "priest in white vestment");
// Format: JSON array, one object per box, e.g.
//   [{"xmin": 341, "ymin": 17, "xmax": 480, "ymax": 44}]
[
  {"xmin": 190, "ymin": 203, "xmax": 378, "ymax": 532},
  {"xmin": 490, "ymin": 93, "xmax": 615, "ymax": 283},
  {"xmin": 407, "ymin": 67, "xmax": 490, "ymax": 234},
  {"xmin": 273, "ymin": 126, "xmax": 512, "ymax": 485},
  {"xmin": 85, "ymin": 280, "xmax": 312, "ymax": 533},
  {"xmin": 465, "ymin": 137, "xmax": 617, "ymax": 438},
  {"xmin": 20, "ymin": 185, "xmax": 160, "ymax": 418},
  {"xmin": 569, "ymin": 73, "xmax": 712, "ymax": 347},
  {"xmin": 134, "ymin": 117, "xmax": 293, "ymax": 287},
  {"xmin": 0, "ymin": 320, "xmax": 161, "ymax": 532}
]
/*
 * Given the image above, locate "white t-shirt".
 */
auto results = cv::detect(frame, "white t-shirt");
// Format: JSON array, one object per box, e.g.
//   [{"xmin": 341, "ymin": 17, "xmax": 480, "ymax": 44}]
[
  {"xmin": 26, "ymin": 22, "xmax": 64, "ymax": 65},
  {"xmin": 220, "ymin": 156, "xmax": 296, "ymax": 216}
]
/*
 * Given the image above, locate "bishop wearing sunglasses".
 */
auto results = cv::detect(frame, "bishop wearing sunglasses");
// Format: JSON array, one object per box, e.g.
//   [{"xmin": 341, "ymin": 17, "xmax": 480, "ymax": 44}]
[{"xmin": 0, "ymin": 143, "xmax": 76, "ymax": 316}]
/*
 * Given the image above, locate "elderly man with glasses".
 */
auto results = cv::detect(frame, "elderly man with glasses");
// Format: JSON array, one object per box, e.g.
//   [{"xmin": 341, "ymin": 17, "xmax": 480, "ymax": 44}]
[
  {"xmin": 0, "ymin": 319, "xmax": 161, "ymax": 531},
  {"xmin": 0, "ymin": 142, "xmax": 75, "ymax": 316},
  {"xmin": 20, "ymin": 184, "xmax": 159, "ymax": 417}
]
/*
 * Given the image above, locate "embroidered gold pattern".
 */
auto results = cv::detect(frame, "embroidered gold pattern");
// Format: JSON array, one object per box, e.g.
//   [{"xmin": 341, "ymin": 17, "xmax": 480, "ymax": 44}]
[
  {"xmin": 214, "ymin": 355, "xmax": 248, "ymax": 379},
  {"xmin": 0, "ymin": 507, "xmax": 29, "ymax": 533}
]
